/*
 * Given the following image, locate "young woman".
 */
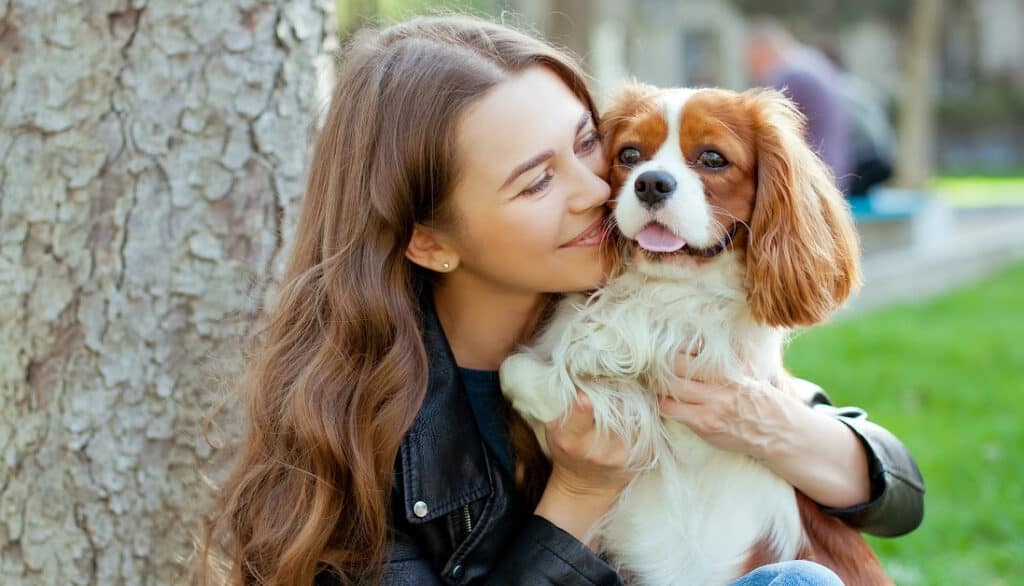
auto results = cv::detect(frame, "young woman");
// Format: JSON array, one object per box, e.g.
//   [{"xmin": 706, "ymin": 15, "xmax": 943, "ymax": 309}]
[{"xmin": 198, "ymin": 15, "xmax": 924, "ymax": 586}]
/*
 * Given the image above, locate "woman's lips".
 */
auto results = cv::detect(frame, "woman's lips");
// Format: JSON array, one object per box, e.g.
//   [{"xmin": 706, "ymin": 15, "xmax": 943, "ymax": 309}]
[{"xmin": 561, "ymin": 215, "xmax": 607, "ymax": 248}]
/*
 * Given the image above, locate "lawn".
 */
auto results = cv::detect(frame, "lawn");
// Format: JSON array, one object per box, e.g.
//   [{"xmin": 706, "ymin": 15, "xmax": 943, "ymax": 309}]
[
  {"xmin": 932, "ymin": 175, "xmax": 1024, "ymax": 208},
  {"xmin": 785, "ymin": 262, "xmax": 1024, "ymax": 586}
]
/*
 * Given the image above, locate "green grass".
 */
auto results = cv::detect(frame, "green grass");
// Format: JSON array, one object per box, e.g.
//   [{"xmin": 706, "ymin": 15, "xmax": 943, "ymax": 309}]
[
  {"xmin": 932, "ymin": 175, "xmax": 1024, "ymax": 208},
  {"xmin": 785, "ymin": 262, "xmax": 1024, "ymax": 585}
]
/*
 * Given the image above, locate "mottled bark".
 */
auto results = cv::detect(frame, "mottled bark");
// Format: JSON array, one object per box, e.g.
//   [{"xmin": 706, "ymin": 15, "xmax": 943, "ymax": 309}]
[{"xmin": 0, "ymin": 1, "xmax": 332, "ymax": 584}]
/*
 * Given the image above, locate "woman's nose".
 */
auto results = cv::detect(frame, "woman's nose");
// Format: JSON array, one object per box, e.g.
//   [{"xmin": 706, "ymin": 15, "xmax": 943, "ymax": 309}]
[{"xmin": 568, "ymin": 161, "xmax": 611, "ymax": 213}]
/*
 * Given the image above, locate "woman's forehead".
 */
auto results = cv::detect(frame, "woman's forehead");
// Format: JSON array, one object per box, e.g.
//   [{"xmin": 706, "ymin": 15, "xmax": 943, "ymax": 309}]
[{"xmin": 455, "ymin": 66, "xmax": 591, "ymax": 187}]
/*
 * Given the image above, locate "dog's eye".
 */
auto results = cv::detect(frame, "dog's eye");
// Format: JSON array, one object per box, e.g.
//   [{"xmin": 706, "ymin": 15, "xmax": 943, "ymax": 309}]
[
  {"xmin": 618, "ymin": 147, "xmax": 641, "ymax": 166},
  {"xmin": 698, "ymin": 151, "xmax": 728, "ymax": 169}
]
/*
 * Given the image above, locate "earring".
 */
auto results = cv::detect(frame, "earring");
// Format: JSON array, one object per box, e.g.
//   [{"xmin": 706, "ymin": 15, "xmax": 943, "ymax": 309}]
[{"xmin": 441, "ymin": 262, "xmax": 451, "ymax": 270}]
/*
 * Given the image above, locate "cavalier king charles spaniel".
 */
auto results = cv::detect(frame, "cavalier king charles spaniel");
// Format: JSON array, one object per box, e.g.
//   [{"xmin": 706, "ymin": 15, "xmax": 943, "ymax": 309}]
[{"xmin": 500, "ymin": 84, "xmax": 892, "ymax": 585}]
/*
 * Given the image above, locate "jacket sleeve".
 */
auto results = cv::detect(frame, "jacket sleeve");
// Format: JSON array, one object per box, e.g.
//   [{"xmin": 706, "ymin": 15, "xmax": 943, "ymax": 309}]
[{"xmin": 794, "ymin": 379, "xmax": 926, "ymax": 537}]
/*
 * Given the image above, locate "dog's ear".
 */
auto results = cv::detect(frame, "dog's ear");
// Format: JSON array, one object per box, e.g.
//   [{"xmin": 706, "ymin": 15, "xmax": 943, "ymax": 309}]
[
  {"xmin": 597, "ymin": 82, "xmax": 655, "ymax": 277},
  {"xmin": 744, "ymin": 89, "xmax": 861, "ymax": 327},
  {"xmin": 599, "ymin": 81, "xmax": 659, "ymax": 148}
]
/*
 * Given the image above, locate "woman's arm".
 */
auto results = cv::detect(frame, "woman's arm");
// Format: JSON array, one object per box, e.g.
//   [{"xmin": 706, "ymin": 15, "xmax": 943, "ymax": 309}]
[
  {"xmin": 533, "ymin": 391, "xmax": 635, "ymax": 548},
  {"xmin": 658, "ymin": 374, "xmax": 872, "ymax": 508},
  {"xmin": 798, "ymin": 381, "xmax": 926, "ymax": 537},
  {"xmin": 659, "ymin": 354, "xmax": 925, "ymax": 537}
]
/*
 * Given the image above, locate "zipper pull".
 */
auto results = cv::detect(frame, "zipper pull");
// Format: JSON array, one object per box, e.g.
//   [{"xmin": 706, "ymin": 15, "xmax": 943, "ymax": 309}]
[{"xmin": 461, "ymin": 504, "xmax": 473, "ymax": 535}]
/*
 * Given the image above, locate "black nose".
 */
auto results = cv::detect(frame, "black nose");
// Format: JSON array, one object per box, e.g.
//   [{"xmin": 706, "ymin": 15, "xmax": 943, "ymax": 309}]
[{"xmin": 634, "ymin": 171, "xmax": 676, "ymax": 207}]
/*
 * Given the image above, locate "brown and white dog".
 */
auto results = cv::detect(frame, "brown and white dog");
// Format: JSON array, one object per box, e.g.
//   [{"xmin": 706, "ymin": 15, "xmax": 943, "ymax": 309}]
[{"xmin": 499, "ymin": 84, "xmax": 891, "ymax": 585}]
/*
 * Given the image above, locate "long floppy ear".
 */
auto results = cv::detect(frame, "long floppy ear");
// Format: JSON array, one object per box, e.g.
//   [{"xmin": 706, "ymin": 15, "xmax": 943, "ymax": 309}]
[{"xmin": 744, "ymin": 89, "xmax": 861, "ymax": 327}]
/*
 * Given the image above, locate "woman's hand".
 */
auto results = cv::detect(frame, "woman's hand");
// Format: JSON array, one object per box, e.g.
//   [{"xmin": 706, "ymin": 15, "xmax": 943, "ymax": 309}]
[
  {"xmin": 659, "ymin": 349, "xmax": 872, "ymax": 509},
  {"xmin": 534, "ymin": 390, "xmax": 636, "ymax": 548},
  {"xmin": 658, "ymin": 351, "xmax": 806, "ymax": 462}
]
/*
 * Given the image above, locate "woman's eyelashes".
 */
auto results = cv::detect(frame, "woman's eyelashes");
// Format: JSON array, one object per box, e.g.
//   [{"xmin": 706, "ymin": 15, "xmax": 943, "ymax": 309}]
[
  {"xmin": 577, "ymin": 129, "xmax": 602, "ymax": 154},
  {"xmin": 518, "ymin": 129, "xmax": 602, "ymax": 198},
  {"xmin": 520, "ymin": 171, "xmax": 553, "ymax": 196}
]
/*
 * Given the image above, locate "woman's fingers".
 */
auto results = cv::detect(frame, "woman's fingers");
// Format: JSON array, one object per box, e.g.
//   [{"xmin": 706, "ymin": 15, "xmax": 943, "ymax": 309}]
[
  {"xmin": 673, "ymin": 338, "xmax": 705, "ymax": 377},
  {"xmin": 673, "ymin": 347, "xmax": 694, "ymax": 380},
  {"xmin": 658, "ymin": 393, "xmax": 691, "ymax": 419},
  {"xmin": 545, "ymin": 390, "xmax": 630, "ymax": 470},
  {"xmin": 666, "ymin": 373, "xmax": 718, "ymax": 404}
]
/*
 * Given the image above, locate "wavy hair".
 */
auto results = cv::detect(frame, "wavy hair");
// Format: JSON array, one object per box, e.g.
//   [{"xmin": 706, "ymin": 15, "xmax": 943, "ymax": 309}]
[{"xmin": 195, "ymin": 14, "xmax": 599, "ymax": 585}]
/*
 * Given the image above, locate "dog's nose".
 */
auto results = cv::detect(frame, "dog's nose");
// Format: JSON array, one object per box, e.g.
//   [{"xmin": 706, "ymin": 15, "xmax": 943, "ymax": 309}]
[{"xmin": 634, "ymin": 171, "xmax": 676, "ymax": 208}]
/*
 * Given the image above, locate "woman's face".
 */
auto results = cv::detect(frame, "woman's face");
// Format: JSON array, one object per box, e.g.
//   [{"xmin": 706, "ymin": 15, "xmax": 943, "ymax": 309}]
[{"xmin": 440, "ymin": 65, "xmax": 611, "ymax": 295}]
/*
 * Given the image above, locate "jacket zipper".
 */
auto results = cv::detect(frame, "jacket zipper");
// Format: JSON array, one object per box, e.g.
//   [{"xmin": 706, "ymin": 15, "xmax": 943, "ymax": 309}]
[{"xmin": 461, "ymin": 504, "xmax": 473, "ymax": 536}]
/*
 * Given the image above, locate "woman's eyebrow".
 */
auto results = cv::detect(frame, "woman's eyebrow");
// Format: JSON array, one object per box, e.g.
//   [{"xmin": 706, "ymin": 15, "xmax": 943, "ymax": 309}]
[
  {"xmin": 499, "ymin": 111, "xmax": 593, "ymax": 191},
  {"xmin": 500, "ymin": 150, "xmax": 554, "ymax": 191},
  {"xmin": 574, "ymin": 110, "xmax": 591, "ymax": 134}
]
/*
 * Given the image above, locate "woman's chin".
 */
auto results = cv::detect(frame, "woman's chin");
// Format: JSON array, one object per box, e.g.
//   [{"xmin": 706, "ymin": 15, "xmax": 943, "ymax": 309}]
[{"xmin": 559, "ymin": 264, "xmax": 607, "ymax": 293}]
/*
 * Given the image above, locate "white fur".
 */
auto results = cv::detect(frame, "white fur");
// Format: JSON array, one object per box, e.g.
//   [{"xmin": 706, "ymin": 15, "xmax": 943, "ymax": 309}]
[{"xmin": 499, "ymin": 93, "xmax": 806, "ymax": 585}]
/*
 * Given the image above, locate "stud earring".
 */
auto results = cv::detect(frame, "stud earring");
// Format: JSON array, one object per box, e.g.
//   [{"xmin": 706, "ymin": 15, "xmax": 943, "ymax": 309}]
[{"xmin": 442, "ymin": 262, "xmax": 451, "ymax": 270}]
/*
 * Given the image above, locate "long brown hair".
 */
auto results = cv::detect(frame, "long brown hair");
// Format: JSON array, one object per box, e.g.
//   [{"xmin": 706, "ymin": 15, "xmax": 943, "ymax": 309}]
[{"xmin": 196, "ymin": 14, "xmax": 598, "ymax": 585}]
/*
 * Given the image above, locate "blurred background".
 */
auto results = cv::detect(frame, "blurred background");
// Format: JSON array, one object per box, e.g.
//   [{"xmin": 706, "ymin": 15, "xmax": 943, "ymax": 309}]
[{"xmin": 0, "ymin": 0, "xmax": 1020, "ymax": 584}]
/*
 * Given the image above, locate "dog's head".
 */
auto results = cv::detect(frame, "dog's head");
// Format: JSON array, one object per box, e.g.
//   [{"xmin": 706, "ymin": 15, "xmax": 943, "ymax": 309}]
[{"xmin": 601, "ymin": 84, "xmax": 861, "ymax": 327}]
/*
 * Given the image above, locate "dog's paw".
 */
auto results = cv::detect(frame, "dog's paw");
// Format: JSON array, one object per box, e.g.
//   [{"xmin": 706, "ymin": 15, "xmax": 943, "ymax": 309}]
[{"xmin": 499, "ymin": 352, "xmax": 566, "ymax": 423}]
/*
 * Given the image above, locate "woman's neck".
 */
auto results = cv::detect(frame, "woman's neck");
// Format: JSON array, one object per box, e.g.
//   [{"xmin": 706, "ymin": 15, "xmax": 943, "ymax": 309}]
[{"xmin": 433, "ymin": 278, "xmax": 547, "ymax": 371}]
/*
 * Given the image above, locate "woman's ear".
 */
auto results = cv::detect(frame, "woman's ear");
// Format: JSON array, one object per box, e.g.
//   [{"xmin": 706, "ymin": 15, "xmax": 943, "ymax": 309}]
[
  {"xmin": 405, "ymin": 224, "xmax": 459, "ymax": 273},
  {"xmin": 744, "ymin": 89, "xmax": 861, "ymax": 327}
]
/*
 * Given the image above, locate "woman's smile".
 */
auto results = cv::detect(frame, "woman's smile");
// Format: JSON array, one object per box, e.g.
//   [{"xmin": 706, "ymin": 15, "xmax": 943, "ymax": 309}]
[{"xmin": 560, "ymin": 213, "xmax": 609, "ymax": 248}]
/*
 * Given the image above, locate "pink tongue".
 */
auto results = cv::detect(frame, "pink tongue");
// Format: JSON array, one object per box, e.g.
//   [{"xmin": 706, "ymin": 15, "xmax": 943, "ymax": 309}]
[{"xmin": 636, "ymin": 224, "xmax": 686, "ymax": 252}]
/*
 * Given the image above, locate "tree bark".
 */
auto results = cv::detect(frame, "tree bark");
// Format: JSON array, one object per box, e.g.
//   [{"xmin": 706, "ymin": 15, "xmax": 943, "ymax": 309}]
[
  {"xmin": 894, "ymin": 0, "xmax": 943, "ymax": 189},
  {"xmin": 0, "ymin": 1, "xmax": 332, "ymax": 583}
]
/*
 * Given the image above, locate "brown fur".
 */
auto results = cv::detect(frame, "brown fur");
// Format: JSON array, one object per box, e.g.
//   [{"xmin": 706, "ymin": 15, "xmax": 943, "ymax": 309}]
[
  {"xmin": 740, "ymin": 536, "xmax": 781, "ymax": 577},
  {"xmin": 739, "ymin": 493, "xmax": 892, "ymax": 585},
  {"xmin": 743, "ymin": 89, "xmax": 862, "ymax": 327},
  {"xmin": 795, "ymin": 492, "xmax": 893, "ymax": 586}
]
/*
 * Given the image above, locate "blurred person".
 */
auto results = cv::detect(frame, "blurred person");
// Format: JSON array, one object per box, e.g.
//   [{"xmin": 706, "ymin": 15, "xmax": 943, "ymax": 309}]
[
  {"xmin": 822, "ymin": 47, "xmax": 897, "ymax": 196},
  {"xmin": 745, "ymin": 19, "xmax": 854, "ymax": 193},
  {"xmin": 196, "ymin": 14, "xmax": 924, "ymax": 586}
]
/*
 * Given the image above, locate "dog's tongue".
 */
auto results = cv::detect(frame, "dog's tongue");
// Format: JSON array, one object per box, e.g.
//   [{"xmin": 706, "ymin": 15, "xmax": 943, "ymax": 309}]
[{"xmin": 636, "ymin": 224, "xmax": 686, "ymax": 253}]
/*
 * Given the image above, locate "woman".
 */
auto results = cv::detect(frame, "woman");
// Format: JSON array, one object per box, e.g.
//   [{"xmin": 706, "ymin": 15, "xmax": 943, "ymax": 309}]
[{"xmin": 198, "ymin": 15, "xmax": 924, "ymax": 586}]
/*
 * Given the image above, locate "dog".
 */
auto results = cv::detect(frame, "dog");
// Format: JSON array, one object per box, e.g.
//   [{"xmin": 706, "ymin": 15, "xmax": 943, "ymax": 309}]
[{"xmin": 499, "ymin": 84, "xmax": 891, "ymax": 585}]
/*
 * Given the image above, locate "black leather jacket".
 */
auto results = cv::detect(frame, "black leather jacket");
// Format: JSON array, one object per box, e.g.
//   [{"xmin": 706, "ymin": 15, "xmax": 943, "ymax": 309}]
[{"xmin": 317, "ymin": 297, "xmax": 925, "ymax": 585}]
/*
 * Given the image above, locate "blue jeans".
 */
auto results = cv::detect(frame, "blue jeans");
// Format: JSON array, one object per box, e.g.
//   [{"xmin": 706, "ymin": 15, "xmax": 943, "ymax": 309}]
[{"xmin": 728, "ymin": 560, "xmax": 843, "ymax": 586}]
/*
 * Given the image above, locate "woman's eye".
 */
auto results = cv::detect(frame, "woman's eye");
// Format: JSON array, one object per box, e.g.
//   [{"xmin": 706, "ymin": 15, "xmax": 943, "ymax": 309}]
[
  {"xmin": 698, "ymin": 150, "xmax": 728, "ymax": 169},
  {"xmin": 521, "ymin": 172, "xmax": 553, "ymax": 196},
  {"xmin": 619, "ymin": 147, "xmax": 641, "ymax": 166},
  {"xmin": 577, "ymin": 130, "xmax": 602, "ymax": 153}
]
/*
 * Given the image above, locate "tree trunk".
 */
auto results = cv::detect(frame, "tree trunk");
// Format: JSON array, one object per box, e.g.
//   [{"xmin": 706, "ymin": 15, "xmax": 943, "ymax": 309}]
[
  {"xmin": 0, "ymin": 1, "xmax": 332, "ymax": 584},
  {"xmin": 894, "ymin": 0, "xmax": 943, "ymax": 189}
]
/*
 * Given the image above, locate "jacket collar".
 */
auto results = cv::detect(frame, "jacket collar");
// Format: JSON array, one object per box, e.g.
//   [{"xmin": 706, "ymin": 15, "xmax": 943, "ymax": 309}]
[{"xmin": 396, "ymin": 291, "xmax": 492, "ymax": 524}]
